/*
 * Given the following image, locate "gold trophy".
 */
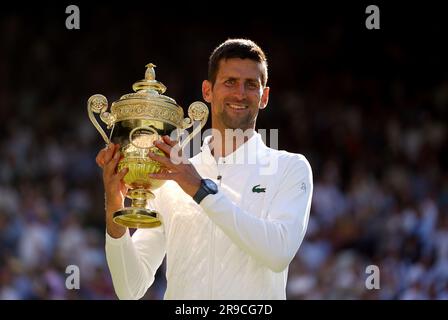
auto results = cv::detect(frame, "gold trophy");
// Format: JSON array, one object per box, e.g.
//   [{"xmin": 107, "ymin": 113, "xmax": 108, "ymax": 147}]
[{"xmin": 88, "ymin": 63, "xmax": 208, "ymax": 228}]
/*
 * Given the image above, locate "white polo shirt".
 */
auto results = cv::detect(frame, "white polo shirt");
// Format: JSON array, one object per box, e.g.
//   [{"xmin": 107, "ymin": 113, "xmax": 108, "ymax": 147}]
[{"xmin": 105, "ymin": 132, "xmax": 313, "ymax": 299}]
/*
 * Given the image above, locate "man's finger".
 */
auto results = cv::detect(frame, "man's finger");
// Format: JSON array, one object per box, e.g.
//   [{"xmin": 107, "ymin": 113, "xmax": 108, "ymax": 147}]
[
  {"xmin": 149, "ymin": 172, "xmax": 176, "ymax": 180},
  {"xmin": 111, "ymin": 147, "xmax": 122, "ymax": 167},
  {"xmin": 162, "ymin": 135, "xmax": 178, "ymax": 147},
  {"xmin": 103, "ymin": 143, "xmax": 117, "ymax": 166},
  {"xmin": 116, "ymin": 167, "xmax": 129, "ymax": 180},
  {"xmin": 153, "ymin": 140, "xmax": 172, "ymax": 156},
  {"xmin": 155, "ymin": 139, "xmax": 184, "ymax": 163},
  {"xmin": 148, "ymin": 151, "xmax": 173, "ymax": 168},
  {"xmin": 96, "ymin": 149, "xmax": 106, "ymax": 168},
  {"xmin": 96, "ymin": 144, "xmax": 115, "ymax": 167},
  {"xmin": 163, "ymin": 135, "xmax": 184, "ymax": 160},
  {"xmin": 104, "ymin": 149, "xmax": 121, "ymax": 177}
]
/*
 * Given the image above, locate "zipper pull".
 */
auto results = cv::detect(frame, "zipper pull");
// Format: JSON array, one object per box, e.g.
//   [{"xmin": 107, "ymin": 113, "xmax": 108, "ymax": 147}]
[{"xmin": 217, "ymin": 175, "xmax": 222, "ymax": 186}]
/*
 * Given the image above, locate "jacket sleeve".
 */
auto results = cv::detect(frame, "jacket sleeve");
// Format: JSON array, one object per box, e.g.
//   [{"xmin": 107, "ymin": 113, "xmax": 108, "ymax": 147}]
[
  {"xmin": 105, "ymin": 218, "xmax": 166, "ymax": 300},
  {"xmin": 200, "ymin": 155, "xmax": 313, "ymax": 272}
]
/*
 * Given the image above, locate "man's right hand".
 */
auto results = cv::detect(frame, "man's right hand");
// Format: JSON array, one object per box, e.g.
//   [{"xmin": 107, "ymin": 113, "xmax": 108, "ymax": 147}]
[{"xmin": 96, "ymin": 143, "xmax": 129, "ymax": 238}]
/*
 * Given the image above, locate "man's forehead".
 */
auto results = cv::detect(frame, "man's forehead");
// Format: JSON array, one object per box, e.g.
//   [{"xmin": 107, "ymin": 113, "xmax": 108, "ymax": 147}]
[{"xmin": 217, "ymin": 58, "xmax": 264, "ymax": 80}]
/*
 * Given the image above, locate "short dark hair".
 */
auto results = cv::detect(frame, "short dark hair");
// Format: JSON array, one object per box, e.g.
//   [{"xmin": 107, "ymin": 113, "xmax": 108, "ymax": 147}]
[{"xmin": 208, "ymin": 39, "xmax": 268, "ymax": 87}]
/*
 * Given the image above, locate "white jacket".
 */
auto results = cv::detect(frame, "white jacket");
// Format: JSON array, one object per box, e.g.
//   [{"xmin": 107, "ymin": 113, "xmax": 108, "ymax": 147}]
[{"xmin": 105, "ymin": 132, "xmax": 313, "ymax": 299}]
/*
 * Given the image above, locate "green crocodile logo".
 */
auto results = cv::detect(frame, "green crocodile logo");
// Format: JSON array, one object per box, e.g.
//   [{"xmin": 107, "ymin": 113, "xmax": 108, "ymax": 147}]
[{"xmin": 252, "ymin": 184, "xmax": 266, "ymax": 193}]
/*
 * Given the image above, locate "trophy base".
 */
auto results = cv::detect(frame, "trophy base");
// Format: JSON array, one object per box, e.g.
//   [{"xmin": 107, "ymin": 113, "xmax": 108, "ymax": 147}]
[{"xmin": 113, "ymin": 208, "xmax": 161, "ymax": 228}]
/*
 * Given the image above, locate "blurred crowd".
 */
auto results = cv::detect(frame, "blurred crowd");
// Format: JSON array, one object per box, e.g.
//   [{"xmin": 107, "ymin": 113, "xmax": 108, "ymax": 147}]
[{"xmin": 0, "ymin": 5, "xmax": 447, "ymax": 299}]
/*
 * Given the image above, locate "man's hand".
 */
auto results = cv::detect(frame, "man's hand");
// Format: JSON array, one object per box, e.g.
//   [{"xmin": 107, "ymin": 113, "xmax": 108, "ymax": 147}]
[
  {"xmin": 96, "ymin": 143, "xmax": 128, "ymax": 238},
  {"xmin": 148, "ymin": 135, "xmax": 202, "ymax": 198}
]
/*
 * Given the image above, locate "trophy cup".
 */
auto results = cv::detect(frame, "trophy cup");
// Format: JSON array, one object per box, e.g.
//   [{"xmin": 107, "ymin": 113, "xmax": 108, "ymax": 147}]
[{"xmin": 88, "ymin": 63, "xmax": 208, "ymax": 228}]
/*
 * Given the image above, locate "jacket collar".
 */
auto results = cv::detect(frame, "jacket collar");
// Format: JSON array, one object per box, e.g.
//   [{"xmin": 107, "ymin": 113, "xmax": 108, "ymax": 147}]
[{"xmin": 197, "ymin": 131, "xmax": 267, "ymax": 166}]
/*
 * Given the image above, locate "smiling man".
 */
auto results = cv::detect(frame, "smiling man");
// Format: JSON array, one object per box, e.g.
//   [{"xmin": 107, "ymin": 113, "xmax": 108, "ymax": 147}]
[{"xmin": 97, "ymin": 39, "xmax": 313, "ymax": 299}]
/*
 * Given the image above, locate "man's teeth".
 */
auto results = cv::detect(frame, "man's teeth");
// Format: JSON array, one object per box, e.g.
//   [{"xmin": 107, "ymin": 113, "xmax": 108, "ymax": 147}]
[{"xmin": 228, "ymin": 104, "xmax": 247, "ymax": 109}]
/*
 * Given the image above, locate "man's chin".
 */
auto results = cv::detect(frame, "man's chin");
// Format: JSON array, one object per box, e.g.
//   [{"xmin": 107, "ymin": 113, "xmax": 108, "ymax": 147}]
[
  {"xmin": 222, "ymin": 116, "xmax": 250, "ymax": 130},
  {"xmin": 223, "ymin": 122, "xmax": 248, "ymax": 130}
]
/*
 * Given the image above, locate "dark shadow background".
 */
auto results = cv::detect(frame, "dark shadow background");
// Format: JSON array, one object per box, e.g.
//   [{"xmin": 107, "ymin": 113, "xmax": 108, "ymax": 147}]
[{"xmin": 0, "ymin": 2, "xmax": 447, "ymax": 299}]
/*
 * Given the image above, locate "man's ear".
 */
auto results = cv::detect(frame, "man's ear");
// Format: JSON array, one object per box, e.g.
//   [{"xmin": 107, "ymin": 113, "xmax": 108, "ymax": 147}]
[
  {"xmin": 259, "ymin": 86, "xmax": 270, "ymax": 110},
  {"xmin": 202, "ymin": 80, "xmax": 212, "ymax": 103}
]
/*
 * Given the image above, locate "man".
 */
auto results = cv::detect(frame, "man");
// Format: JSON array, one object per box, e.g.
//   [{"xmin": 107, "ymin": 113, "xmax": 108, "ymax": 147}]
[{"xmin": 96, "ymin": 39, "xmax": 313, "ymax": 299}]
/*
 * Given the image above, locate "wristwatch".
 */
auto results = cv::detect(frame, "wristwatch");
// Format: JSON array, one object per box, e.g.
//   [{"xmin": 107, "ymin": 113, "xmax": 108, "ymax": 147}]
[{"xmin": 193, "ymin": 178, "xmax": 218, "ymax": 204}]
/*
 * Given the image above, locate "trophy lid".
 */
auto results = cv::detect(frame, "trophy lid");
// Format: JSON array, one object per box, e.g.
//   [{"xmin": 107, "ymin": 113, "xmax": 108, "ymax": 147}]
[
  {"xmin": 110, "ymin": 63, "xmax": 185, "ymax": 127},
  {"xmin": 133, "ymin": 63, "xmax": 166, "ymax": 93},
  {"xmin": 118, "ymin": 63, "xmax": 176, "ymax": 103}
]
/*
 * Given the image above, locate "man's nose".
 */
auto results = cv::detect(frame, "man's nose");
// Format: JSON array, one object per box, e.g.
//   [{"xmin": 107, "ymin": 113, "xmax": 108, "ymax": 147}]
[{"xmin": 232, "ymin": 83, "xmax": 247, "ymax": 100}]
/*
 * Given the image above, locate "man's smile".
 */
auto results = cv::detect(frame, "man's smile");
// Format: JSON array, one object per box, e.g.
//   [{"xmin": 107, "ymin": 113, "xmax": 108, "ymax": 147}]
[{"xmin": 226, "ymin": 103, "xmax": 249, "ymax": 111}]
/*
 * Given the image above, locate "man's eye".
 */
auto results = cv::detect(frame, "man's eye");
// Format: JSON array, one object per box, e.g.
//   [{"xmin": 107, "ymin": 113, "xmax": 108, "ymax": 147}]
[
  {"xmin": 225, "ymin": 79, "xmax": 235, "ymax": 86},
  {"xmin": 247, "ymin": 82, "xmax": 259, "ymax": 89}
]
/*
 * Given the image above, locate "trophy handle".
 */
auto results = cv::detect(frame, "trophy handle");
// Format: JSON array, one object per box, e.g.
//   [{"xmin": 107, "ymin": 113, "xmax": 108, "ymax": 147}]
[
  {"xmin": 87, "ymin": 94, "xmax": 116, "ymax": 144},
  {"xmin": 179, "ymin": 101, "xmax": 209, "ymax": 149}
]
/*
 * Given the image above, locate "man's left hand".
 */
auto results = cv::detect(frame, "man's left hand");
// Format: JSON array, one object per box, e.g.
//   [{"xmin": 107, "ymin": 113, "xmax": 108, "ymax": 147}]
[{"xmin": 148, "ymin": 135, "xmax": 202, "ymax": 198}]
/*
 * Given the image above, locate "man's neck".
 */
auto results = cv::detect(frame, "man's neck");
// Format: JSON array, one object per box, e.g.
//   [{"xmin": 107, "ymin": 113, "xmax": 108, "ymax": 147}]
[{"xmin": 209, "ymin": 127, "xmax": 255, "ymax": 159}]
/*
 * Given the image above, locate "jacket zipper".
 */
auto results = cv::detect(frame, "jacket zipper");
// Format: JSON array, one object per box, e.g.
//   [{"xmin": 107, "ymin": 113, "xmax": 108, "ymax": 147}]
[
  {"xmin": 209, "ymin": 223, "xmax": 216, "ymax": 299},
  {"xmin": 217, "ymin": 159, "xmax": 224, "ymax": 186},
  {"xmin": 208, "ymin": 158, "xmax": 225, "ymax": 298}
]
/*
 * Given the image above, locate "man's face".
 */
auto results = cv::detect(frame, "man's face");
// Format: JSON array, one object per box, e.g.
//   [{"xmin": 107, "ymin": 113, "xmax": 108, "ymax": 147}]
[{"xmin": 202, "ymin": 58, "xmax": 270, "ymax": 131}]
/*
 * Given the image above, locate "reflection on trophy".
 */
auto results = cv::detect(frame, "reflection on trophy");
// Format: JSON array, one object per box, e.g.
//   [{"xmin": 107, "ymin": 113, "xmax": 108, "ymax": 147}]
[{"xmin": 88, "ymin": 63, "xmax": 209, "ymax": 228}]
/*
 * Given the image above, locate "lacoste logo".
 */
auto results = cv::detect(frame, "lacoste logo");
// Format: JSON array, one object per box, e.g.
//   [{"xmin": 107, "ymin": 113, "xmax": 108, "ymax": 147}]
[{"xmin": 252, "ymin": 184, "xmax": 266, "ymax": 193}]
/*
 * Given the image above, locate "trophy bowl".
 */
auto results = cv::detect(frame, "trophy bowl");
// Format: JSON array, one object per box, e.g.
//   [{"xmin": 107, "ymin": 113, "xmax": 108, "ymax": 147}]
[{"xmin": 88, "ymin": 63, "xmax": 208, "ymax": 228}]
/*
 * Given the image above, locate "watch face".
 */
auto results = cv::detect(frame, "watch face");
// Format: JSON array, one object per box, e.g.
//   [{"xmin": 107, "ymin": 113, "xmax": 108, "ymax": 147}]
[{"xmin": 204, "ymin": 179, "xmax": 218, "ymax": 193}]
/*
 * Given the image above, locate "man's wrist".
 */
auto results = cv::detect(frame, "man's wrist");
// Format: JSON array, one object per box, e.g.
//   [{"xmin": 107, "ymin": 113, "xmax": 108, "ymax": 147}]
[
  {"xmin": 185, "ymin": 178, "xmax": 202, "ymax": 198},
  {"xmin": 106, "ymin": 219, "xmax": 126, "ymax": 239},
  {"xmin": 193, "ymin": 178, "xmax": 218, "ymax": 204},
  {"xmin": 106, "ymin": 202, "xmax": 126, "ymax": 238}
]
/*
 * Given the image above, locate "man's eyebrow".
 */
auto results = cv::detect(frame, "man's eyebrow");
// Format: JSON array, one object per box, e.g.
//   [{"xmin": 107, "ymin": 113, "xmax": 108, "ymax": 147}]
[{"xmin": 220, "ymin": 76, "xmax": 260, "ymax": 82}]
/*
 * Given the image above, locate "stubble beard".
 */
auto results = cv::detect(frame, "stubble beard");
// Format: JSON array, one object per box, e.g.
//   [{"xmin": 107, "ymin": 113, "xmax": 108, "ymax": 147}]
[{"xmin": 220, "ymin": 108, "xmax": 256, "ymax": 131}]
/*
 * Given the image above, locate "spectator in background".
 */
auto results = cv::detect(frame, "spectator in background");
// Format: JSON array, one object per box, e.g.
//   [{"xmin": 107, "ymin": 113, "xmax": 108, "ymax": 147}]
[{"xmin": 0, "ymin": 8, "xmax": 447, "ymax": 300}]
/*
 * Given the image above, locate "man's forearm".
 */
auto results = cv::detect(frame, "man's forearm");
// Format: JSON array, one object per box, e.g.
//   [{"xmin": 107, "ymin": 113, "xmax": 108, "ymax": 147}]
[
  {"xmin": 200, "ymin": 192, "xmax": 309, "ymax": 272},
  {"xmin": 106, "ymin": 211, "xmax": 126, "ymax": 238},
  {"xmin": 200, "ymin": 157, "xmax": 313, "ymax": 272},
  {"xmin": 105, "ymin": 223, "xmax": 166, "ymax": 300}
]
